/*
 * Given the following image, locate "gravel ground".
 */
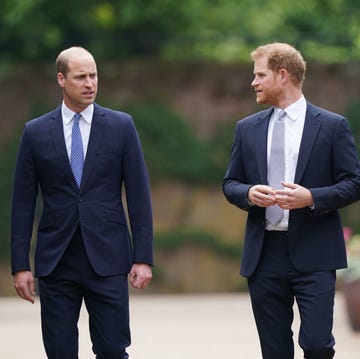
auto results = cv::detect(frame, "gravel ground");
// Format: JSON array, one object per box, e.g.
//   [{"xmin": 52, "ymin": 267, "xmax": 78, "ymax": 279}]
[{"xmin": 0, "ymin": 292, "xmax": 358, "ymax": 358}]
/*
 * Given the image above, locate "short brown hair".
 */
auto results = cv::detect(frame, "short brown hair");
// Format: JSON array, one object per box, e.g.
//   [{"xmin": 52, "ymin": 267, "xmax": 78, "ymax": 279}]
[{"xmin": 251, "ymin": 42, "xmax": 306, "ymax": 87}]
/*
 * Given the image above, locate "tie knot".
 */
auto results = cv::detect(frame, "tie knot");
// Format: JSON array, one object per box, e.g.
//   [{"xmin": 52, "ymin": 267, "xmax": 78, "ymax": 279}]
[
  {"xmin": 73, "ymin": 113, "xmax": 81, "ymax": 124},
  {"xmin": 277, "ymin": 110, "xmax": 286, "ymax": 121}
]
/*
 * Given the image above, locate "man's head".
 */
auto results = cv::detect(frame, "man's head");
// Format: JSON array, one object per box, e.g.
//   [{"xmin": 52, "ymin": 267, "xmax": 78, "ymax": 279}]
[
  {"xmin": 251, "ymin": 43, "xmax": 306, "ymax": 107},
  {"xmin": 251, "ymin": 43, "xmax": 306, "ymax": 87},
  {"xmin": 56, "ymin": 47, "xmax": 98, "ymax": 112}
]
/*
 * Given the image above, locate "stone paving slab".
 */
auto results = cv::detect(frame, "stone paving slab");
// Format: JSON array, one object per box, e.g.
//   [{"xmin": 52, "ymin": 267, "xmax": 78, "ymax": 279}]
[{"xmin": 0, "ymin": 292, "xmax": 358, "ymax": 358}]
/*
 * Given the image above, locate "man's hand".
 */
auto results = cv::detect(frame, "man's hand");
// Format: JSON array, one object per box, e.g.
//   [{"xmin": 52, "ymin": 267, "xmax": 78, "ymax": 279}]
[
  {"xmin": 14, "ymin": 270, "xmax": 35, "ymax": 304},
  {"xmin": 248, "ymin": 184, "xmax": 277, "ymax": 208},
  {"xmin": 129, "ymin": 263, "xmax": 152, "ymax": 289},
  {"xmin": 274, "ymin": 182, "xmax": 314, "ymax": 210}
]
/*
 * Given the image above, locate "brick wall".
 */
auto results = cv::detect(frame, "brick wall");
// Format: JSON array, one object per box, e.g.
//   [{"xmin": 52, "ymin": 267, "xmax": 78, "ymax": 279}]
[{"xmin": 1, "ymin": 61, "xmax": 360, "ymax": 147}]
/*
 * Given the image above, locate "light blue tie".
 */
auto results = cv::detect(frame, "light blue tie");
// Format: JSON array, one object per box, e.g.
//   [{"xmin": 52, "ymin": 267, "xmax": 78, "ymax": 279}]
[
  {"xmin": 70, "ymin": 113, "xmax": 84, "ymax": 187},
  {"xmin": 266, "ymin": 110, "xmax": 286, "ymax": 225}
]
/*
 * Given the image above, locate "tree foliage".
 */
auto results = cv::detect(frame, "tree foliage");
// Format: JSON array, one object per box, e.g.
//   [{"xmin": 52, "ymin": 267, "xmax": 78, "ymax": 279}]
[
  {"xmin": 0, "ymin": 0, "xmax": 194, "ymax": 62},
  {"xmin": 0, "ymin": 0, "xmax": 359, "ymax": 63}
]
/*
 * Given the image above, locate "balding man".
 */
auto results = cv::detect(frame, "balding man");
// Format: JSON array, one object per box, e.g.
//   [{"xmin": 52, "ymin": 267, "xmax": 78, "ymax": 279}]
[{"xmin": 11, "ymin": 47, "xmax": 153, "ymax": 359}]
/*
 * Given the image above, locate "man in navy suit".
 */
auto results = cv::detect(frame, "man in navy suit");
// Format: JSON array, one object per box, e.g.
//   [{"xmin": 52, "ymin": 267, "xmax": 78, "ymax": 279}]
[
  {"xmin": 11, "ymin": 47, "xmax": 153, "ymax": 358},
  {"xmin": 223, "ymin": 43, "xmax": 360, "ymax": 358}
]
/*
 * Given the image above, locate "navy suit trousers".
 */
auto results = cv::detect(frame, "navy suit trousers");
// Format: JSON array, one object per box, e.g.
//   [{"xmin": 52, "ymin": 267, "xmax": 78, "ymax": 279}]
[
  {"xmin": 38, "ymin": 228, "xmax": 130, "ymax": 359},
  {"xmin": 247, "ymin": 231, "xmax": 336, "ymax": 359}
]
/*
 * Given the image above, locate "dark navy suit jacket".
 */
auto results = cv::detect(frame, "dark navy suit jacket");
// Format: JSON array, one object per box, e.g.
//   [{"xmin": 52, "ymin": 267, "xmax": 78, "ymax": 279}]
[
  {"xmin": 223, "ymin": 102, "xmax": 360, "ymax": 277},
  {"xmin": 11, "ymin": 103, "xmax": 153, "ymax": 277}
]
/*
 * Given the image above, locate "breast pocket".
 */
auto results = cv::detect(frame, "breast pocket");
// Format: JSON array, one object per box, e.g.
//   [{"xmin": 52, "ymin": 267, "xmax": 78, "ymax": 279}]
[{"xmin": 95, "ymin": 145, "xmax": 123, "ymax": 176}]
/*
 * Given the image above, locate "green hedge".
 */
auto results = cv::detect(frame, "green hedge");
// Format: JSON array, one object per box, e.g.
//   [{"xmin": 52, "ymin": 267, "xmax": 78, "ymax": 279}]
[
  {"xmin": 155, "ymin": 229, "xmax": 241, "ymax": 258},
  {"xmin": 0, "ymin": 130, "xmax": 21, "ymax": 260},
  {"xmin": 125, "ymin": 101, "xmax": 234, "ymax": 183}
]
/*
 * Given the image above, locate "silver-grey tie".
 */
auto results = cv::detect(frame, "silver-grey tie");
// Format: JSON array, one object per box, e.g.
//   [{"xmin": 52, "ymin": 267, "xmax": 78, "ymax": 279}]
[{"xmin": 266, "ymin": 110, "xmax": 286, "ymax": 225}]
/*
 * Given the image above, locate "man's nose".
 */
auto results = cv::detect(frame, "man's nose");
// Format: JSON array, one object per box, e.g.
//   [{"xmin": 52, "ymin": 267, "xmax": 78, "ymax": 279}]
[{"xmin": 84, "ymin": 76, "xmax": 93, "ymax": 86}]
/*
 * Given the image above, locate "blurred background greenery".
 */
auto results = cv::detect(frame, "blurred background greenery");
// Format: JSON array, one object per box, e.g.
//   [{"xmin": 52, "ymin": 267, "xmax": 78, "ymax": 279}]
[
  {"xmin": 1, "ymin": 0, "xmax": 360, "ymax": 64},
  {"xmin": 1, "ymin": 0, "xmax": 360, "ymax": 295}
]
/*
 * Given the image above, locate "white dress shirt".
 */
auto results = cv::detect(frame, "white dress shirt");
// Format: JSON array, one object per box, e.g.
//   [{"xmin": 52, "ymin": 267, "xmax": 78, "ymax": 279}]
[
  {"xmin": 265, "ymin": 95, "xmax": 307, "ymax": 231},
  {"xmin": 61, "ymin": 102, "xmax": 94, "ymax": 160}
]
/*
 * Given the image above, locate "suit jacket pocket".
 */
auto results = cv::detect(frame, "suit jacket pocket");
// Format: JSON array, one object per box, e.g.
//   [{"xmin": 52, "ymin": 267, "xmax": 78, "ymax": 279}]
[
  {"xmin": 105, "ymin": 208, "xmax": 127, "ymax": 226},
  {"xmin": 37, "ymin": 214, "xmax": 56, "ymax": 231}
]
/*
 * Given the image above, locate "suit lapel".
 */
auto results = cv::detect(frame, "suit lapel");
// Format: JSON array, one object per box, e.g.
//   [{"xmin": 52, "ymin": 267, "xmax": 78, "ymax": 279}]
[
  {"xmin": 50, "ymin": 108, "xmax": 79, "ymax": 189},
  {"xmin": 294, "ymin": 103, "xmax": 322, "ymax": 183},
  {"xmin": 80, "ymin": 104, "xmax": 106, "ymax": 191},
  {"xmin": 254, "ymin": 108, "xmax": 273, "ymax": 184}
]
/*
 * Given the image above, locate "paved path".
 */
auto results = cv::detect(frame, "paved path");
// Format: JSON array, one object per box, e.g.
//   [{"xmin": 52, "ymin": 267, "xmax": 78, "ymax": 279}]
[{"xmin": 0, "ymin": 292, "xmax": 358, "ymax": 358}]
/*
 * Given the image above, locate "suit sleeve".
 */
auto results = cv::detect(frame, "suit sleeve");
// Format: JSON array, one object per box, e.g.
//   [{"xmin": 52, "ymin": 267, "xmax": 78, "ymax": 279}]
[
  {"xmin": 10, "ymin": 127, "xmax": 38, "ymax": 274},
  {"xmin": 223, "ymin": 122, "xmax": 253, "ymax": 211},
  {"xmin": 122, "ymin": 118, "xmax": 154, "ymax": 266},
  {"xmin": 310, "ymin": 116, "xmax": 360, "ymax": 214}
]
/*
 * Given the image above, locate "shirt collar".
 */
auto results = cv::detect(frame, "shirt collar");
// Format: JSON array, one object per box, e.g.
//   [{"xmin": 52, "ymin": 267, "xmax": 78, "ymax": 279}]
[
  {"xmin": 61, "ymin": 102, "xmax": 94, "ymax": 125},
  {"xmin": 280, "ymin": 95, "xmax": 306, "ymax": 122}
]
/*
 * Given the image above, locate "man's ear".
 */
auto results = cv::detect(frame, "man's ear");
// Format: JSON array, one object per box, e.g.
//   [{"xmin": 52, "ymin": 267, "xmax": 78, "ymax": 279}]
[
  {"xmin": 279, "ymin": 68, "xmax": 287, "ymax": 82},
  {"xmin": 57, "ymin": 72, "xmax": 65, "ymax": 88}
]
